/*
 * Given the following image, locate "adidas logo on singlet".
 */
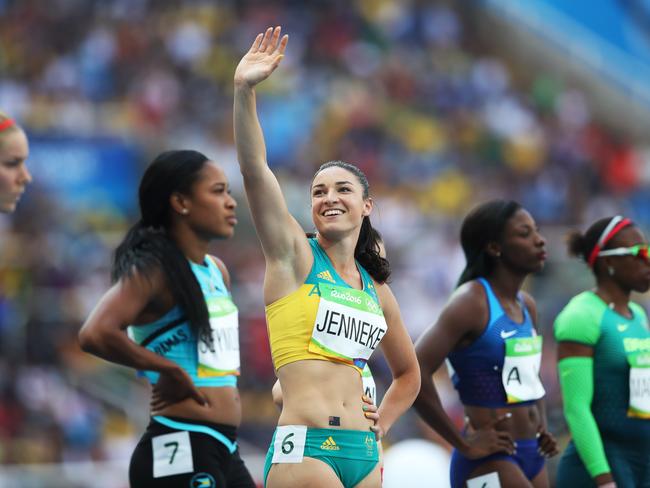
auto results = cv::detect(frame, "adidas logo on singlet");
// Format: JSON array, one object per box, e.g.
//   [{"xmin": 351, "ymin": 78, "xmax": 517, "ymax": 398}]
[
  {"xmin": 320, "ymin": 436, "xmax": 340, "ymax": 451},
  {"xmin": 317, "ymin": 270, "xmax": 335, "ymax": 283}
]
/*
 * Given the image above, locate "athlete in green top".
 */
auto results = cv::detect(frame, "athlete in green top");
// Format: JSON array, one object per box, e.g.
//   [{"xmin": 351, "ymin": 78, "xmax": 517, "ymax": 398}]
[{"xmin": 554, "ymin": 216, "xmax": 650, "ymax": 488}]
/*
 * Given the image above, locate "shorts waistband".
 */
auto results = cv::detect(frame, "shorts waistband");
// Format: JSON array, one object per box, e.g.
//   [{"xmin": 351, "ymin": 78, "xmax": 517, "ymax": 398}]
[
  {"xmin": 274, "ymin": 425, "xmax": 378, "ymax": 461},
  {"xmin": 514, "ymin": 438, "xmax": 539, "ymax": 449},
  {"xmin": 152, "ymin": 415, "xmax": 238, "ymax": 453}
]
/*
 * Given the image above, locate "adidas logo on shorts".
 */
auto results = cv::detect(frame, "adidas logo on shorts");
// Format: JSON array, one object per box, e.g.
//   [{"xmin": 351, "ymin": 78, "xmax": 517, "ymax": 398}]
[{"xmin": 320, "ymin": 436, "xmax": 340, "ymax": 451}]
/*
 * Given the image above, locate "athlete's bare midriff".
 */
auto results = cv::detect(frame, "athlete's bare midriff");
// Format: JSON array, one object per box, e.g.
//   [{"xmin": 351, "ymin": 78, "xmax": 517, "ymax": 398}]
[
  {"xmin": 465, "ymin": 403, "xmax": 541, "ymax": 439},
  {"xmin": 277, "ymin": 359, "xmax": 373, "ymax": 431},
  {"xmin": 153, "ymin": 386, "xmax": 242, "ymax": 426}
]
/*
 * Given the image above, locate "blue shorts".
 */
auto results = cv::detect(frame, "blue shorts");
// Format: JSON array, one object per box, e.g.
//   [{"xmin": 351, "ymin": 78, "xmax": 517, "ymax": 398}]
[{"xmin": 450, "ymin": 438, "xmax": 545, "ymax": 488}]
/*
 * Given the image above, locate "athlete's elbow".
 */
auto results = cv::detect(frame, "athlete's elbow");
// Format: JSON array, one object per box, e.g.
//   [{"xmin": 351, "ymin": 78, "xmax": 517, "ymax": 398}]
[
  {"xmin": 78, "ymin": 324, "xmax": 110, "ymax": 356},
  {"xmin": 78, "ymin": 327, "xmax": 99, "ymax": 354},
  {"xmin": 397, "ymin": 363, "xmax": 422, "ymax": 402},
  {"xmin": 410, "ymin": 367, "xmax": 422, "ymax": 399},
  {"xmin": 413, "ymin": 381, "xmax": 433, "ymax": 411}
]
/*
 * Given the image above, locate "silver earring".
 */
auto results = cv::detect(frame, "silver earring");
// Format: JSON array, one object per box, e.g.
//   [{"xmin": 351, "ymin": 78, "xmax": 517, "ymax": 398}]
[
  {"xmin": 495, "ymin": 252, "xmax": 501, "ymax": 258},
  {"xmin": 181, "ymin": 208, "xmax": 189, "ymax": 215},
  {"xmin": 607, "ymin": 265, "xmax": 615, "ymax": 276}
]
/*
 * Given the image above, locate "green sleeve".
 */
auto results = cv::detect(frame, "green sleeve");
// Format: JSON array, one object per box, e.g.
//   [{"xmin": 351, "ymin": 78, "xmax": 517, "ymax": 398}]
[
  {"xmin": 554, "ymin": 299, "xmax": 601, "ymax": 345},
  {"xmin": 558, "ymin": 357, "xmax": 610, "ymax": 478}
]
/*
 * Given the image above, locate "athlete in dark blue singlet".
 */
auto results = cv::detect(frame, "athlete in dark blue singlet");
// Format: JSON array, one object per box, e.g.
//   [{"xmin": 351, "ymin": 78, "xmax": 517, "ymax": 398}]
[{"xmin": 414, "ymin": 200, "xmax": 558, "ymax": 488}]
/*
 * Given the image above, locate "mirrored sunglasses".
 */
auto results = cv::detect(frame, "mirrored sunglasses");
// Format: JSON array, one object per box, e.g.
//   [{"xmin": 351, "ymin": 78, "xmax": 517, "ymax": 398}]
[{"xmin": 598, "ymin": 244, "xmax": 649, "ymax": 261}]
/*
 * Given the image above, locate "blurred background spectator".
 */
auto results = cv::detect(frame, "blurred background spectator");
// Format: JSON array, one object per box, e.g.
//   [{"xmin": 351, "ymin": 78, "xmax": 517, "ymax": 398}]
[{"xmin": 1, "ymin": 0, "xmax": 649, "ymax": 486}]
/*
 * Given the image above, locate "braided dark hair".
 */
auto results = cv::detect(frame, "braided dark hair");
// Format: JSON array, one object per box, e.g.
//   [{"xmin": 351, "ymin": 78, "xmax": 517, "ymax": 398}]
[{"xmin": 112, "ymin": 150, "xmax": 213, "ymax": 347}]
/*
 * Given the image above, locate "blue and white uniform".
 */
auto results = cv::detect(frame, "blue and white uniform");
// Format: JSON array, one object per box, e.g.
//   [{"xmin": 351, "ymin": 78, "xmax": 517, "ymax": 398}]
[{"xmin": 447, "ymin": 278, "xmax": 546, "ymax": 488}]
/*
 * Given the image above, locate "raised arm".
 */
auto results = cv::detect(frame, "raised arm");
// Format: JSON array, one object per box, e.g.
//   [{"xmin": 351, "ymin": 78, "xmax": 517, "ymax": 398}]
[
  {"xmin": 413, "ymin": 283, "xmax": 515, "ymax": 458},
  {"xmin": 233, "ymin": 27, "xmax": 306, "ymax": 264}
]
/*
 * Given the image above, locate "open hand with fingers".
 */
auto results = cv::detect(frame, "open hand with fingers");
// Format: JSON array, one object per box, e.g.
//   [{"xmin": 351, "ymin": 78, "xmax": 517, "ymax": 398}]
[
  {"xmin": 536, "ymin": 426, "xmax": 559, "ymax": 458},
  {"xmin": 234, "ymin": 26, "xmax": 289, "ymax": 88},
  {"xmin": 150, "ymin": 366, "xmax": 209, "ymax": 412},
  {"xmin": 461, "ymin": 413, "xmax": 517, "ymax": 459},
  {"xmin": 361, "ymin": 395, "xmax": 384, "ymax": 440}
]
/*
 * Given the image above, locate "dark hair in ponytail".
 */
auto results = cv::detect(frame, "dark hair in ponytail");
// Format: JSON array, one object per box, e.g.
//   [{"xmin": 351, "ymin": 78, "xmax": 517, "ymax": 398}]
[
  {"xmin": 566, "ymin": 216, "xmax": 633, "ymax": 277},
  {"xmin": 112, "ymin": 150, "xmax": 213, "ymax": 347},
  {"xmin": 313, "ymin": 161, "xmax": 390, "ymax": 284},
  {"xmin": 457, "ymin": 199, "xmax": 522, "ymax": 287}
]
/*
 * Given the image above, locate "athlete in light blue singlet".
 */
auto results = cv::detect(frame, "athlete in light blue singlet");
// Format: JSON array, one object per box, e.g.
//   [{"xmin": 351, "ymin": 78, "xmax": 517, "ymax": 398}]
[{"xmin": 79, "ymin": 150, "xmax": 255, "ymax": 488}]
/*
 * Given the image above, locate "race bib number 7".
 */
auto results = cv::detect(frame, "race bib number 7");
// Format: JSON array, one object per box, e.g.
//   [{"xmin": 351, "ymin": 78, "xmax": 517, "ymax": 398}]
[{"xmin": 152, "ymin": 431, "xmax": 193, "ymax": 478}]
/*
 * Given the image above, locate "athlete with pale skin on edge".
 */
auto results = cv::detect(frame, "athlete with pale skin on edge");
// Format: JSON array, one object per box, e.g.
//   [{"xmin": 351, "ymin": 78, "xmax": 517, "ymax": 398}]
[
  {"xmin": 234, "ymin": 26, "xmax": 420, "ymax": 488},
  {"xmin": 414, "ymin": 200, "xmax": 558, "ymax": 488},
  {"xmin": 0, "ymin": 113, "xmax": 32, "ymax": 213}
]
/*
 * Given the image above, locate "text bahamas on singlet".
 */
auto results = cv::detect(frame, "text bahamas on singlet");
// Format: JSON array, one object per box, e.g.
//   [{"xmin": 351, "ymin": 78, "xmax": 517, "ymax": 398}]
[
  {"xmin": 153, "ymin": 329, "xmax": 189, "ymax": 355},
  {"xmin": 315, "ymin": 310, "xmax": 386, "ymax": 349}
]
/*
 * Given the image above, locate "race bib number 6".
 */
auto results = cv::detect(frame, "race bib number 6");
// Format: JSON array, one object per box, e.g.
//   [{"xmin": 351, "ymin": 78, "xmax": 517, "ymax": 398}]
[{"xmin": 272, "ymin": 425, "xmax": 307, "ymax": 464}]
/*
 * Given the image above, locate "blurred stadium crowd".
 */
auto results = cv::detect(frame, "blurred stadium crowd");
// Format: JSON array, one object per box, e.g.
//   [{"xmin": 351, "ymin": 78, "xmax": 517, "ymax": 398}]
[{"xmin": 0, "ymin": 0, "xmax": 649, "ymax": 485}]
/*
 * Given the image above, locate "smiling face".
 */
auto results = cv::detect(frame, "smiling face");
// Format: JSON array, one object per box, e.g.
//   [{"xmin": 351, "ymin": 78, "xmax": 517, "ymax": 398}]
[
  {"xmin": 602, "ymin": 226, "xmax": 650, "ymax": 293},
  {"xmin": 176, "ymin": 161, "xmax": 237, "ymax": 240},
  {"xmin": 494, "ymin": 208, "xmax": 547, "ymax": 274},
  {"xmin": 0, "ymin": 129, "xmax": 31, "ymax": 213},
  {"xmin": 310, "ymin": 165, "xmax": 372, "ymax": 240}
]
